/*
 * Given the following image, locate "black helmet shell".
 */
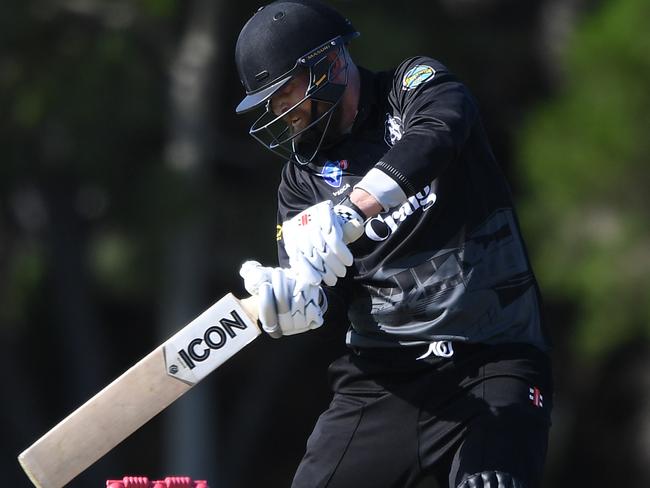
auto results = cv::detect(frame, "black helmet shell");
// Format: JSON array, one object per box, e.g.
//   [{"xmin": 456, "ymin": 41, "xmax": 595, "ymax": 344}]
[{"xmin": 235, "ymin": 0, "xmax": 358, "ymax": 113}]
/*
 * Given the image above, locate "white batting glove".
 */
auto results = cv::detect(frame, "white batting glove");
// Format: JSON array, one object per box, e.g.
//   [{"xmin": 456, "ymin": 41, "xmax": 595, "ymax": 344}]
[
  {"xmin": 239, "ymin": 261, "xmax": 327, "ymax": 339},
  {"xmin": 282, "ymin": 200, "xmax": 365, "ymax": 287}
]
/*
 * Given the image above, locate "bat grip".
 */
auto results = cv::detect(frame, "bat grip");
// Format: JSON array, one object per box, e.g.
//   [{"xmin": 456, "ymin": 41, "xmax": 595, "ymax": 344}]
[{"xmin": 240, "ymin": 295, "xmax": 259, "ymax": 322}]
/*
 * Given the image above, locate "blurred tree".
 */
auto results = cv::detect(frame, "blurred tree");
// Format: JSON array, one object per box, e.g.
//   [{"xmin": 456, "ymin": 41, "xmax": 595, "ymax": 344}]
[
  {"xmin": 0, "ymin": 0, "xmax": 181, "ymax": 483},
  {"xmin": 517, "ymin": 0, "xmax": 650, "ymax": 484},
  {"xmin": 518, "ymin": 0, "xmax": 650, "ymax": 361},
  {"xmin": 157, "ymin": 0, "xmax": 222, "ymax": 483}
]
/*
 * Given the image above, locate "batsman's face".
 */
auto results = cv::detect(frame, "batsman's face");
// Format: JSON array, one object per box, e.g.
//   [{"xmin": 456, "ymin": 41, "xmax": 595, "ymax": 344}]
[{"xmin": 269, "ymin": 71, "xmax": 315, "ymax": 135}]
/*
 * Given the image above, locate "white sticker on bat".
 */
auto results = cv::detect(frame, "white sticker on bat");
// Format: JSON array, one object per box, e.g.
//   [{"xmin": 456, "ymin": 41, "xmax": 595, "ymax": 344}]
[{"xmin": 163, "ymin": 294, "xmax": 260, "ymax": 385}]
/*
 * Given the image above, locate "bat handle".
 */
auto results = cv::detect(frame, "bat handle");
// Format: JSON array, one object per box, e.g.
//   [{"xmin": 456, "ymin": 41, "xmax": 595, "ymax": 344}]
[{"xmin": 240, "ymin": 295, "xmax": 259, "ymax": 322}]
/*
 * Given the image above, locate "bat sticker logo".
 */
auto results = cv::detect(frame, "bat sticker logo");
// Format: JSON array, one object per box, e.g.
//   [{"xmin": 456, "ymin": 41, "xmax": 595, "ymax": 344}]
[{"xmin": 177, "ymin": 310, "xmax": 249, "ymax": 369}]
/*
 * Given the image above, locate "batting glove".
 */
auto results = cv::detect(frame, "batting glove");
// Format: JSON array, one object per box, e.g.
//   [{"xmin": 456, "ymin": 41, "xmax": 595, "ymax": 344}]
[
  {"xmin": 281, "ymin": 199, "xmax": 365, "ymax": 287},
  {"xmin": 239, "ymin": 261, "xmax": 327, "ymax": 339}
]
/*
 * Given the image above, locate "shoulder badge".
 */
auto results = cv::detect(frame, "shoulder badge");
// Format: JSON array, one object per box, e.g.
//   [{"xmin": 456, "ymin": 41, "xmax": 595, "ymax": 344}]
[{"xmin": 402, "ymin": 64, "xmax": 435, "ymax": 91}]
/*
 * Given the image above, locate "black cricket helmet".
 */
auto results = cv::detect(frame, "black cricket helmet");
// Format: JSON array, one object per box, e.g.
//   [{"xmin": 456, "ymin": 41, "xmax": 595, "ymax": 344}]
[{"xmin": 235, "ymin": 0, "xmax": 359, "ymax": 164}]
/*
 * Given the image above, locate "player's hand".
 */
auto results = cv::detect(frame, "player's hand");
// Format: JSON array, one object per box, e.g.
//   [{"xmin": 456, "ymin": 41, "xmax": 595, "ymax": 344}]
[
  {"xmin": 282, "ymin": 200, "xmax": 365, "ymax": 287},
  {"xmin": 239, "ymin": 261, "xmax": 327, "ymax": 339}
]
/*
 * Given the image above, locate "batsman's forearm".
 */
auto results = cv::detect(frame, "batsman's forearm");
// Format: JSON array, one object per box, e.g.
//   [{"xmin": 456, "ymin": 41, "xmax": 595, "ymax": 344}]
[{"xmin": 349, "ymin": 188, "xmax": 382, "ymax": 218}]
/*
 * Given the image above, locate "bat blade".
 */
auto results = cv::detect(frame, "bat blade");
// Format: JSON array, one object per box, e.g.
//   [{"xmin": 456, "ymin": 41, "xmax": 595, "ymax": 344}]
[{"xmin": 18, "ymin": 293, "xmax": 259, "ymax": 488}]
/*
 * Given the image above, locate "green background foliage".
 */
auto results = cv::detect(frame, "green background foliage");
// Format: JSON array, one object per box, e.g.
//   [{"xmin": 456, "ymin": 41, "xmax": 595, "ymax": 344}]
[{"xmin": 518, "ymin": 0, "xmax": 650, "ymax": 360}]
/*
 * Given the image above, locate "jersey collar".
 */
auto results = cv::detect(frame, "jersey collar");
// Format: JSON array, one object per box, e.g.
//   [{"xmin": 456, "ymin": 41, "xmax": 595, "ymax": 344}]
[{"xmin": 351, "ymin": 66, "xmax": 379, "ymax": 134}]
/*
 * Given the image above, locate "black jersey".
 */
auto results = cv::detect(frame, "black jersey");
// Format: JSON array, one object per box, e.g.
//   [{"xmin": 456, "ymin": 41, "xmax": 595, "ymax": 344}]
[{"xmin": 276, "ymin": 56, "xmax": 550, "ymax": 352}]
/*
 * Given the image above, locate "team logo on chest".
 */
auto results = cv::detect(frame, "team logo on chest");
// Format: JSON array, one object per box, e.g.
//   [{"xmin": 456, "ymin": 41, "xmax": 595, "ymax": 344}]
[
  {"xmin": 385, "ymin": 114, "xmax": 404, "ymax": 146},
  {"xmin": 319, "ymin": 160, "xmax": 348, "ymax": 188},
  {"xmin": 402, "ymin": 64, "xmax": 435, "ymax": 91}
]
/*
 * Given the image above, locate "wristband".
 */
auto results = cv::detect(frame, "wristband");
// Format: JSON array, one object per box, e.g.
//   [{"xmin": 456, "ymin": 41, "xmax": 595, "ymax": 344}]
[{"xmin": 335, "ymin": 196, "xmax": 368, "ymax": 223}]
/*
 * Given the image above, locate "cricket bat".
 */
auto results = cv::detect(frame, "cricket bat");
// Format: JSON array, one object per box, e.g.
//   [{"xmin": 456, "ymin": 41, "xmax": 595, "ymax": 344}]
[
  {"xmin": 18, "ymin": 293, "xmax": 260, "ymax": 488},
  {"xmin": 18, "ymin": 218, "xmax": 364, "ymax": 488}
]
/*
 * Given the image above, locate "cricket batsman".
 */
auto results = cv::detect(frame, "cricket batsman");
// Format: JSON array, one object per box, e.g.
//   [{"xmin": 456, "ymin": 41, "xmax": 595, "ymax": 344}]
[{"xmin": 235, "ymin": 1, "xmax": 553, "ymax": 487}]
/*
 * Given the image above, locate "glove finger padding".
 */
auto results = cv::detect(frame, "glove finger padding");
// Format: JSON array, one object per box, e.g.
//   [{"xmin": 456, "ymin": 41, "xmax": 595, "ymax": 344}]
[
  {"xmin": 239, "ymin": 260, "xmax": 272, "ymax": 295},
  {"xmin": 290, "ymin": 252, "xmax": 326, "ymax": 288},
  {"xmin": 240, "ymin": 261, "xmax": 283, "ymax": 338},
  {"xmin": 304, "ymin": 287, "xmax": 326, "ymax": 330},
  {"xmin": 315, "ymin": 247, "xmax": 347, "ymax": 284},
  {"xmin": 279, "ymin": 281, "xmax": 325, "ymax": 335},
  {"xmin": 298, "ymin": 250, "xmax": 340, "ymax": 287},
  {"xmin": 258, "ymin": 281, "xmax": 282, "ymax": 338},
  {"xmin": 271, "ymin": 267, "xmax": 293, "ymax": 314},
  {"xmin": 276, "ymin": 275, "xmax": 301, "ymax": 335},
  {"xmin": 240, "ymin": 263, "xmax": 326, "ymax": 338},
  {"xmin": 305, "ymin": 216, "xmax": 348, "ymax": 283},
  {"xmin": 282, "ymin": 200, "xmax": 356, "ymax": 287},
  {"xmin": 315, "ymin": 201, "xmax": 353, "ymax": 267}
]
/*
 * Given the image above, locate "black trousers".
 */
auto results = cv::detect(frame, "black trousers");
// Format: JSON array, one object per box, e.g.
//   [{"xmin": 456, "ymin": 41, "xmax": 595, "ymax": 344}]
[{"xmin": 291, "ymin": 343, "xmax": 553, "ymax": 488}]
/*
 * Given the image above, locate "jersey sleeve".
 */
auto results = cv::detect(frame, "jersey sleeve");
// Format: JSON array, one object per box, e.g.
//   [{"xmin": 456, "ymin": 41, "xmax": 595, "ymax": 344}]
[{"xmin": 357, "ymin": 56, "xmax": 479, "ymax": 204}]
